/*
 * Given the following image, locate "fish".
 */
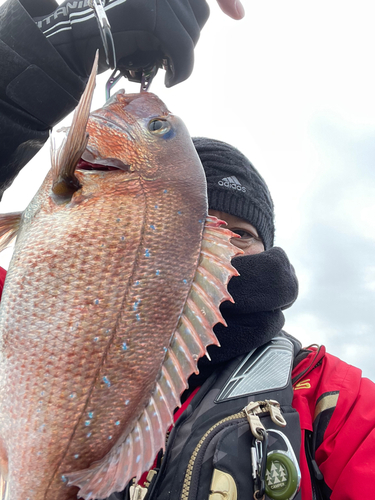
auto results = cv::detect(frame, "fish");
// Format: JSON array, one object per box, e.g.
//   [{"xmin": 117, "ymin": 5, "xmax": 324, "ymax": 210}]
[{"xmin": 0, "ymin": 55, "xmax": 241, "ymax": 500}]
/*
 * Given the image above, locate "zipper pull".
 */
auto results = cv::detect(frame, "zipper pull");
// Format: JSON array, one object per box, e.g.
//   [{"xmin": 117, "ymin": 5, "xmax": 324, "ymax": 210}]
[
  {"xmin": 265, "ymin": 400, "xmax": 287, "ymax": 427},
  {"xmin": 244, "ymin": 402, "xmax": 266, "ymax": 440}
]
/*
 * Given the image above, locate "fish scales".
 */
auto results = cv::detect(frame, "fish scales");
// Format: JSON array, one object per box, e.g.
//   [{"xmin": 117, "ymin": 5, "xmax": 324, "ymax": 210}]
[{"xmin": 0, "ymin": 60, "xmax": 240, "ymax": 500}]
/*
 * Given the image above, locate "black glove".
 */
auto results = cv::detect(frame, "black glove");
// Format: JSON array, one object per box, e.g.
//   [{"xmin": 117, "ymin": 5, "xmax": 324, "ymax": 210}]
[{"xmin": 34, "ymin": 0, "xmax": 210, "ymax": 87}]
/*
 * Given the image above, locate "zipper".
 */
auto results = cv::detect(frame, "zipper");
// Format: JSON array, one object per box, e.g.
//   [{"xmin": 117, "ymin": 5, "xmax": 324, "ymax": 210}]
[
  {"xmin": 180, "ymin": 400, "xmax": 285, "ymax": 500},
  {"xmin": 180, "ymin": 411, "xmax": 246, "ymax": 500}
]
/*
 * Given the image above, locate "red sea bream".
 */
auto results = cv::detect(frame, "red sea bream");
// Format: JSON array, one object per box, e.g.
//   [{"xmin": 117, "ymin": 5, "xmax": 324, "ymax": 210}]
[{"xmin": 0, "ymin": 58, "xmax": 241, "ymax": 499}]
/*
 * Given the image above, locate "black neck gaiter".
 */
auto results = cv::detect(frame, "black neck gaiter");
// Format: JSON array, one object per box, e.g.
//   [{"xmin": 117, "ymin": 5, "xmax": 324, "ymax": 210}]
[{"xmin": 188, "ymin": 247, "xmax": 299, "ymax": 388}]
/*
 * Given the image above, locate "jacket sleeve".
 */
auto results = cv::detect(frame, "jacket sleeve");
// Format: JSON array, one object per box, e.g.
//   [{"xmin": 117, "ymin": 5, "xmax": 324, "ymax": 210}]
[
  {"xmin": 0, "ymin": 0, "xmax": 86, "ymax": 198},
  {"xmin": 293, "ymin": 349, "xmax": 375, "ymax": 499}
]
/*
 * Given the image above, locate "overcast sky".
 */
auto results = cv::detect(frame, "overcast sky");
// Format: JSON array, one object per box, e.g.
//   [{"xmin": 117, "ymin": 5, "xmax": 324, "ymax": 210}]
[{"xmin": 1, "ymin": 0, "xmax": 375, "ymax": 379}]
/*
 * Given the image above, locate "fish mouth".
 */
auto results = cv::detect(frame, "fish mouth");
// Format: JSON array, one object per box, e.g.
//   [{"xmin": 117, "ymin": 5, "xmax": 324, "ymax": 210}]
[{"xmin": 76, "ymin": 149, "xmax": 130, "ymax": 173}]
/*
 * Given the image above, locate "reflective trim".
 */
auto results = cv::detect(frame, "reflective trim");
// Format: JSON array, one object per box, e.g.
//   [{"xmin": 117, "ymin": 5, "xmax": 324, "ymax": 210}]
[
  {"xmin": 216, "ymin": 337, "xmax": 294, "ymax": 401},
  {"xmin": 313, "ymin": 391, "xmax": 339, "ymax": 421}
]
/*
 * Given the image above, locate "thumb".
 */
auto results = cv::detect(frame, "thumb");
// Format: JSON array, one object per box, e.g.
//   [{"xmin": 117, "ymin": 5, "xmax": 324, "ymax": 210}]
[{"xmin": 215, "ymin": 0, "xmax": 245, "ymax": 20}]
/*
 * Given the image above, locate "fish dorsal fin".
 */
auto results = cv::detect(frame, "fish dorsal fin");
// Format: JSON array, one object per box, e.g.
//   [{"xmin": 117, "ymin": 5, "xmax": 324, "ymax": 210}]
[
  {"xmin": 66, "ymin": 216, "xmax": 242, "ymax": 499},
  {"xmin": 51, "ymin": 51, "xmax": 98, "ymax": 202},
  {"xmin": 0, "ymin": 212, "xmax": 22, "ymax": 252}
]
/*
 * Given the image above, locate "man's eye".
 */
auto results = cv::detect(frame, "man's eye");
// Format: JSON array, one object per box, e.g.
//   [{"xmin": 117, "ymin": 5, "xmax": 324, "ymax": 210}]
[{"xmin": 231, "ymin": 229, "xmax": 256, "ymax": 240}]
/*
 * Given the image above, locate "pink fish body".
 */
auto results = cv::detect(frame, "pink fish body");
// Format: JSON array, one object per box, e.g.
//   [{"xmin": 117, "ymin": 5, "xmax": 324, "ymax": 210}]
[{"xmin": 0, "ymin": 60, "xmax": 241, "ymax": 499}]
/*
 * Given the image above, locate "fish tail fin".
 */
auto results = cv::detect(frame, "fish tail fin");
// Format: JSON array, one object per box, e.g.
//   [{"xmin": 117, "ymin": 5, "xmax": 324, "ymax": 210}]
[
  {"xmin": 0, "ymin": 212, "xmax": 22, "ymax": 252},
  {"xmin": 51, "ymin": 51, "xmax": 98, "ymax": 202}
]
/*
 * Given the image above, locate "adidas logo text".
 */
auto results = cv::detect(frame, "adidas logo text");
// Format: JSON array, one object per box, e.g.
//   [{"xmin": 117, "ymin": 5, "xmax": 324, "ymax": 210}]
[{"xmin": 218, "ymin": 176, "xmax": 246, "ymax": 192}]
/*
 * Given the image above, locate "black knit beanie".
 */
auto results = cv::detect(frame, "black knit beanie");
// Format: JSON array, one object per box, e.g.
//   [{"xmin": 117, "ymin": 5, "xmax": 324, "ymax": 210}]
[{"xmin": 193, "ymin": 138, "xmax": 275, "ymax": 250}]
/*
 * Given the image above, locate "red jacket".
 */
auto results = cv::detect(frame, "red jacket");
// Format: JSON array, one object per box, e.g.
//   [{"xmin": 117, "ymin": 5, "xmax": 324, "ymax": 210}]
[
  {"xmin": 0, "ymin": 267, "xmax": 6, "ymax": 300},
  {"xmin": 292, "ymin": 346, "xmax": 375, "ymax": 499}
]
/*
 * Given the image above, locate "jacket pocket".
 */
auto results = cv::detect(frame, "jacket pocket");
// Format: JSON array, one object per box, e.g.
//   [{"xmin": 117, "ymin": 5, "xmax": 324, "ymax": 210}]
[{"xmin": 180, "ymin": 408, "xmax": 301, "ymax": 500}]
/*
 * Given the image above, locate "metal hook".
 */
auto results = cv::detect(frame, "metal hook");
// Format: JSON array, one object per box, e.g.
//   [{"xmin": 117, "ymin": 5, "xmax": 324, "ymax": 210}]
[
  {"xmin": 140, "ymin": 65, "xmax": 158, "ymax": 92},
  {"xmin": 89, "ymin": 0, "xmax": 116, "ymax": 69},
  {"xmin": 105, "ymin": 69, "xmax": 124, "ymax": 101}
]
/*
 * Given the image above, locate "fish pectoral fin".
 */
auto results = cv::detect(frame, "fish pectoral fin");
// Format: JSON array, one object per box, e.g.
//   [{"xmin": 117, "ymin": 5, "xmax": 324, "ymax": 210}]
[
  {"xmin": 0, "ymin": 439, "xmax": 9, "ymax": 500},
  {"xmin": 0, "ymin": 475, "xmax": 8, "ymax": 500},
  {"xmin": 0, "ymin": 212, "xmax": 22, "ymax": 252}
]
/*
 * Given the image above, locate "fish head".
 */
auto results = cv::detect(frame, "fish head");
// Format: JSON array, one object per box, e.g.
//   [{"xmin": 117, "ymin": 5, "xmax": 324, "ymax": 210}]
[{"xmin": 81, "ymin": 91, "xmax": 204, "ymax": 187}]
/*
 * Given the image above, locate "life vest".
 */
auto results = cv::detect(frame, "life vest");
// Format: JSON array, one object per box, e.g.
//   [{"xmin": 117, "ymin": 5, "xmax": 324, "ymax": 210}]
[{"xmin": 143, "ymin": 332, "xmax": 304, "ymax": 500}]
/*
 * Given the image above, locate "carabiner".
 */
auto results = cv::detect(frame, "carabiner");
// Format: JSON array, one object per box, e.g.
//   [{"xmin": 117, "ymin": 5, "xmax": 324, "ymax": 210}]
[
  {"xmin": 264, "ymin": 429, "xmax": 301, "ymax": 500},
  {"xmin": 252, "ymin": 429, "xmax": 268, "ymax": 500}
]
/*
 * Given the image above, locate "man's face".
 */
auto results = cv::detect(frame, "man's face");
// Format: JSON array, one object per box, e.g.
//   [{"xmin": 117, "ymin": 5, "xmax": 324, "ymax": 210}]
[{"xmin": 209, "ymin": 210, "xmax": 265, "ymax": 256}]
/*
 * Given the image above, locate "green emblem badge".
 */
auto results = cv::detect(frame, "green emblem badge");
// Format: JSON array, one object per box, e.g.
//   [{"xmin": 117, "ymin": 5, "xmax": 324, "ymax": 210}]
[
  {"xmin": 264, "ymin": 430, "xmax": 301, "ymax": 500},
  {"xmin": 265, "ymin": 454, "xmax": 298, "ymax": 499}
]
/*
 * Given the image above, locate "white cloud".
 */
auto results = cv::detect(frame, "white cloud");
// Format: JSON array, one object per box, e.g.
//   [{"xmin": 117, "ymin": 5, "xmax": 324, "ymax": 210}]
[{"xmin": 1, "ymin": 0, "xmax": 375, "ymax": 379}]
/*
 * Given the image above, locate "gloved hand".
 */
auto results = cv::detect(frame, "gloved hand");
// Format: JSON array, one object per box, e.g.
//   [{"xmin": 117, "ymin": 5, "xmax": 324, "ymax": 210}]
[{"xmin": 34, "ymin": 0, "xmax": 210, "ymax": 87}]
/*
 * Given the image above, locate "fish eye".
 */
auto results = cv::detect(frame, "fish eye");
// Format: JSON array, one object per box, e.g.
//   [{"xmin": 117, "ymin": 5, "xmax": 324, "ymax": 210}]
[{"xmin": 148, "ymin": 119, "xmax": 171, "ymax": 135}]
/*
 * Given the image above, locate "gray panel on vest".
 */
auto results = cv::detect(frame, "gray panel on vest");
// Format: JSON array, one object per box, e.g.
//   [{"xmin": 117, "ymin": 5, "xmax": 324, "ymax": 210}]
[{"xmin": 216, "ymin": 337, "xmax": 294, "ymax": 401}]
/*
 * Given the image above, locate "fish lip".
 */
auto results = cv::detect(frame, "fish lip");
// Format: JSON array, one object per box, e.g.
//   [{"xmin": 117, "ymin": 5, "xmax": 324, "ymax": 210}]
[{"xmin": 76, "ymin": 149, "xmax": 130, "ymax": 172}]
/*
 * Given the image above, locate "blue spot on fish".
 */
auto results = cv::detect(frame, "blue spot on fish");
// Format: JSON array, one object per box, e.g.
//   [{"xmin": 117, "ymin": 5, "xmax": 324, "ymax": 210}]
[
  {"xmin": 198, "ymin": 219, "xmax": 203, "ymax": 223},
  {"xmin": 108, "ymin": 435, "xmax": 112, "ymax": 440},
  {"xmin": 74, "ymin": 454, "xmax": 79, "ymax": 459},
  {"xmin": 155, "ymin": 204, "xmax": 158, "ymax": 209},
  {"xmin": 125, "ymin": 400, "xmax": 129, "ymax": 405},
  {"xmin": 85, "ymin": 421, "xmax": 91, "ymax": 426},
  {"xmin": 183, "ymin": 279, "xmax": 188, "ymax": 284},
  {"xmin": 136, "ymin": 313, "xmax": 141, "ymax": 321},
  {"xmin": 133, "ymin": 300, "xmax": 141, "ymax": 311},
  {"xmin": 115, "ymin": 421, "xmax": 120, "ymax": 426},
  {"xmin": 120, "ymin": 236, "xmax": 125, "ymax": 241},
  {"xmin": 136, "ymin": 455, "xmax": 141, "ymax": 463},
  {"xmin": 156, "ymin": 270, "xmax": 160, "ymax": 276},
  {"xmin": 164, "ymin": 189, "xmax": 168, "ymax": 193},
  {"xmin": 163, "ymin": 347, "xmax": 167, "ymax": 353},
  {"xmin": 177, "ymin": 211, "xmax": 182, "ymax": 215},
  {"xmin": 94, "ymin": 337, "xmax": 99, "ymax": 342},
  {"xmin": 87, "ymin": 432, "xmax": 92, "ymax": 438},
  {"xmin": 135, "ymin": 280, "xmax": 140, "ymax": 286},
  {"xmin": 122, "ymin": 342, "xmax": 128, "ymax": 351},
  {"xmin": 94, "ymin": 299, "xmax": 99, "ymax": 305},
  {"xmin": 88, "ymin": 412, "xmax": 94, "ymax": 418},
  {"xmin": 103, "ymin": 376, "xmax": 111, "ymax": 387},
  {"xmin": 62, "ymin": 476, "xmax": 67, "ymax": 483},
  {"xmin": 145, "ymin": 249, "xmax": 150, "ymax": 258},
  {"xmin": 116, "ymin": 218, "xmax": 120, "ymax": 222},
  {"xmin": 40, "ymin": 391, "xmax": 45, "ymax": 396}
]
